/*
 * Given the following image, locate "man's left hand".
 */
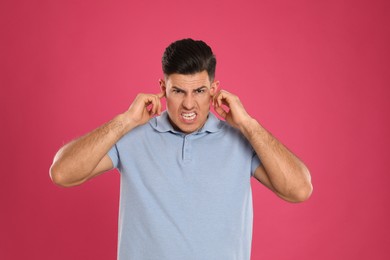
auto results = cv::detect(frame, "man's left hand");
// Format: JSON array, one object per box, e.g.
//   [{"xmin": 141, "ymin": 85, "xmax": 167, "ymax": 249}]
[{"xmin": 213, "ymin": 90, "xmax": 253, "ymax": 130}]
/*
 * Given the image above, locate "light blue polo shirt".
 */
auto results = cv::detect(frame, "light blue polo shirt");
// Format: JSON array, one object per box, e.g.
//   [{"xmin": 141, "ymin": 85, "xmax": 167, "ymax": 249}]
[{"xmin": 108, "ymin": 111, "xmax": 261, "ymax": 260}]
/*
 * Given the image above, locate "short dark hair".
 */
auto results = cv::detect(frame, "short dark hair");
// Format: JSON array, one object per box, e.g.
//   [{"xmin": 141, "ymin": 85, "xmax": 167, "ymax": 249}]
[{"xmin": 162, "ymin": 38, "xmax": 216, "ymax": 81}]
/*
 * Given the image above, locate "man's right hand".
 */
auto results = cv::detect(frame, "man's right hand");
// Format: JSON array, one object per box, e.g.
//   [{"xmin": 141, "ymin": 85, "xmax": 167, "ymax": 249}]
[{"xmin": 124, "ymin": 91, "xmax": 165, "ymax": 128}]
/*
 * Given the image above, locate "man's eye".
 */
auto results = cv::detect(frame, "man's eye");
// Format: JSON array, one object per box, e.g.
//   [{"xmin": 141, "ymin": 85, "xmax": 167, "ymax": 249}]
[
  {"xmin": 195, "ymin": 89, "xmax": 206, "ymax": 94},
  {"xmin": 173, "ymin": 89, "xmax": 183, "ymax": 94}
]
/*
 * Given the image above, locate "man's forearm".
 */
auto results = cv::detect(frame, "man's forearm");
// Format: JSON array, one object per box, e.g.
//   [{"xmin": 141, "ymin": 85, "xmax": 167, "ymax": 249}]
[
  {"xmin": 50, "ymin": 92, "xmax": 164, "ymax": 187},
  {"xmin": 50, "ymin": 113, "xmax": 135, "ymax": 186},
  {"xmin": 240, "ymin": 118, "xmax": 312, "ymax": 202}
]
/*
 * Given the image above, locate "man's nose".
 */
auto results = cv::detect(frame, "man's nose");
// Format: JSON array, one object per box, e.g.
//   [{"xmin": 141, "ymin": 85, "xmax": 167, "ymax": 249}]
[{"xmin": 182, "ymin": 93, "xmax": 195, "ymax": 109}]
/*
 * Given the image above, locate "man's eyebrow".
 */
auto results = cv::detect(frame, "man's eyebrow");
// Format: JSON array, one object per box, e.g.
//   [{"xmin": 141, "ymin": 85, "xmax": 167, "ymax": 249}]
[
  {"xmin": 172, "ymin": 86, "xmax": 186, "ymax": 92},
  {"xmin": 194, "ymin": 86, "xmax": 207, "ymax": 91},
  {"xmin": 171, "ymin": 86, "xmax": 208, "ymax": 92}
]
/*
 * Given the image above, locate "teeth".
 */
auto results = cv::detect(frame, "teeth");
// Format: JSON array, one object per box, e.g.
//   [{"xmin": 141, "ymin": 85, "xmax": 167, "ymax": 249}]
[{"xmin": 182, "ymin": 112, "xmax": 196, "ymax": 120}]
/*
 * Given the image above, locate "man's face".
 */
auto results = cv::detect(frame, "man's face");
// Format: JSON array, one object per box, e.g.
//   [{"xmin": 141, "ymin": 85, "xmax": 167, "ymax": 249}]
[{"xmin": 160, "ymin": 70, "xmax": 219, "ymax": 134}]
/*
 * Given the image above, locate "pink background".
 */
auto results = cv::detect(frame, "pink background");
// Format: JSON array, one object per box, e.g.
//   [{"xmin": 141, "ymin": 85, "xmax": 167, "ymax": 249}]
[{"xmin": 1, "ymin": 0, "xmax": 389, "ymax": 259}]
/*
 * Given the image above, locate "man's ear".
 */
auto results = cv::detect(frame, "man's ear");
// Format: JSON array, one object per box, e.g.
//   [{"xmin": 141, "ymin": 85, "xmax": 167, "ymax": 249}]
[
  {"xmin": 159, "ymin": 78, "xmax": 166, "ymax": 95},
  {"xmin": 210, "ymin": 80, "xmax": 220, "ymax": 96}
]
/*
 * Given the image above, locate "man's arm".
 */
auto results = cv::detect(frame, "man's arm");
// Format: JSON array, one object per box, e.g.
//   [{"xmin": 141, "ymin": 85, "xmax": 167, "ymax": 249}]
[
  {"xmin": 50, "ymin": 92, "xmax": 164, "ymax": 187},
  {"xmin": 213, "ymin": 90, "xmax": 312, "ymax": 203}
]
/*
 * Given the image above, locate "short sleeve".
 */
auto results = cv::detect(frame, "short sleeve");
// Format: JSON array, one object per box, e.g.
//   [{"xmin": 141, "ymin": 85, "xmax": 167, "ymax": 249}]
[
  {"xmin": 108, "ymin": 144, "xmax": 119, "ymax": 168},
  {"xmin": 251, "ymin": 152, "xmax": 261, "ymax": 176}
]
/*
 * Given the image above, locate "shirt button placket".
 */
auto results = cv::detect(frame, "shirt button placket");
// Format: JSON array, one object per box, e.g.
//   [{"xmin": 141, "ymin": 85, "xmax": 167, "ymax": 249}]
[{"xmin": 183, "ymin": 135, "xmax": 192, "ymax": 163}]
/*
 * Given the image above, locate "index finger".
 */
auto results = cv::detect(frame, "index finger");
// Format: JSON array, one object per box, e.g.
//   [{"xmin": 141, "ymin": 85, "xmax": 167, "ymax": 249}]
[{"xmin": 214, "ymin": 90, "xmax": 228, "ymax": 107}]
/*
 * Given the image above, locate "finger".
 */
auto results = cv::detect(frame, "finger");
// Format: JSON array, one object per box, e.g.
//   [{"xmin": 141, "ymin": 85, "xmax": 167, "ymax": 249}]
[
  {"xmin": 213, "ymin": 90, "xmax": 222, "ymax": 107},
  {"xmin": 156, "ymin": 96, "xmax": 162, "ymax": 115},
  {"xmin": 151, "ymin": 95, "xmax": 160, "ymax": 116},
  {"xmin": 143, "ymin": 95, "xmax": 154, "ymax": 115},
  {"xmin": 154, "ymin": 95, "xmax": 163, "ymax": 116},
  {"xmin": 212, "ymin": 90, "xmax": 221, "ymax": 107},
  {"xmin": 219, "ymin": 97, "xmax": 231, "ymax": 108},
  {"xmin": 143, "ymin": 95, "xmax": 154, "ymax": 107},
  {"xmin": 214, "ymin": 106, "xmax": 228, "ymax": 119},
  {"xmin": 215, "ymin": 91, "xmax": 228, "ymax": 108},
  {"xmin": 157, "ymin": 92, "xmax": 164, "ymax": 115}
]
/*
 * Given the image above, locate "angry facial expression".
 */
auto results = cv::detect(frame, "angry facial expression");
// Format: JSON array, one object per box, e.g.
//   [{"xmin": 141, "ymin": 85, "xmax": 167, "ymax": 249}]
[{"xmin": 160, "ymin": 71, "xmax": 219, "ymax": 134}]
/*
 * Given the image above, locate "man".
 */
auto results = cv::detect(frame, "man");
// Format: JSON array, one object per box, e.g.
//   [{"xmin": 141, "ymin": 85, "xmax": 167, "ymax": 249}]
[{"xmin": 50, "ymin": 38, "xmax": 312, "ymax": 259}]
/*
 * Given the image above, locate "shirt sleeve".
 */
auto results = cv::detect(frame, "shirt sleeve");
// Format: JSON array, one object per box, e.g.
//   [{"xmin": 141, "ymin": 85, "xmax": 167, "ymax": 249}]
[
  {"xmin": 251, "ymin": 152, "xmax": 261, "ymax": 176},
  {"xmin": 107, "ymin": 144, "xmax": 119, "ymax": 169}
]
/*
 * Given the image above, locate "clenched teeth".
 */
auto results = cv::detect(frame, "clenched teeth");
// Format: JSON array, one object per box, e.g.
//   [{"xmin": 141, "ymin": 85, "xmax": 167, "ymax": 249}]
[{"xmin": 182, "ymin": 112, "xmax": 196, "ymax": 120}]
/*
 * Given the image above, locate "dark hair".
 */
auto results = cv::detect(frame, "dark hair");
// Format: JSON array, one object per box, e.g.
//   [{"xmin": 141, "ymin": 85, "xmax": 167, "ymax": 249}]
[{"xmin": 162, "ymin": 38, "xmax": 216, "ymax": 81}]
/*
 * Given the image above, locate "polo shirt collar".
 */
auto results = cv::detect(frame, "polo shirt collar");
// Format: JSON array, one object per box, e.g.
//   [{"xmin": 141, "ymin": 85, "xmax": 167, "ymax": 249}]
[{"xmin": 150, "ymin": 111, "xmax": 221, "ymax": 134}]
